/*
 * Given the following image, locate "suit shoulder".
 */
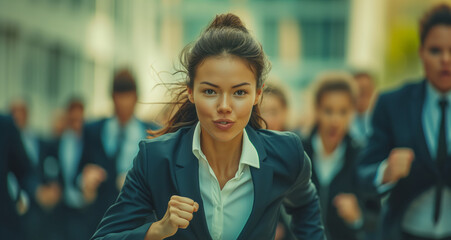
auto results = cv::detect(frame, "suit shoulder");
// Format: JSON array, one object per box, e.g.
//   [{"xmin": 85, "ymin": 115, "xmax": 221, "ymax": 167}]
[
  {"xmin": 84, "ymin": 118, "xmax": 107, "ymax": 130},
  {"xmin": 255, "ymin": 129, "xmax": 304, "ymax": 159},
  {"xmin": 0, "ymin": 114, "xmax": 13, "ymax": 127},
  {"xmin": 138, "ymin": 127, "xmax": 189, "ymax": 154},
  {"xmin": 0, "ymin": 115, "xmax": 18, "ymax": 137},
  {"xmin": 256, "ymin": 128, "xmax": 301, "ymax": 141},
  {"xmin": 255, "ymin": 129, "xmax": 306, "ymax": 181},
  {"xmin": 140, "ymin": 120, "xmax": 161, "ymax": 131},
  {"xmin": 379, "ymin": 80, "xmax": 423, "ymax": 102}
]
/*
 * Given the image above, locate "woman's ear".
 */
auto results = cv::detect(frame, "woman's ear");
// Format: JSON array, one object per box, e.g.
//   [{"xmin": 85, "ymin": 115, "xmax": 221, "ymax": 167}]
[
  {"xmin": 254, "ymin": 88, "xmax": 263, "ymax": 105},
  {"xmin": 187, "ymin": 87, "xmax": 194, "ymax": 103}
]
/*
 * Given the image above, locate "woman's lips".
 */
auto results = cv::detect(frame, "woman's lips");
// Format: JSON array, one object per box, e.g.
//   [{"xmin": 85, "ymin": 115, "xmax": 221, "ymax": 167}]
[
  {"xmin": 213, "ymin": 121, "xmax": 234, "ymax": 130},
  {"xmin": 327, "ymin": 129, "xmax": 340, "ymax": 138},
  {"xmin": 440, "ymin": 70, "xmax": 451, "ymax": 77}
]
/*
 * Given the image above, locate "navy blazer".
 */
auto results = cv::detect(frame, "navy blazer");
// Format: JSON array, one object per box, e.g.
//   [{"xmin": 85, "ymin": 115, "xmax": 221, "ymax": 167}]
[
  {"xmin": 304, "ymin": 130, "xmax": 381, "ymax": 240},
  {"xmin": 0, "ymin": 115, "xmax": 37, "ymax": 240},
  {"xmin": 357, "ymin": 80, "xmax": 451, "ymax": 240},
  {"xmin": 78, "ymin": 118, "xmax": 160, "ymax": 233},
  {"xmin": 91, "ymin": 125, "xmax": 325, "ymax": 240}
]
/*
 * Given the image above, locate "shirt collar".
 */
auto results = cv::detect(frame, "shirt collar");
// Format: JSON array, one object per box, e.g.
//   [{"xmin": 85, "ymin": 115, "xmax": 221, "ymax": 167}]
[
  {"xmin": 312, "ymin": 132, "xmax": 347, "ymax": 161},
  {"xmin": 426, "ymin": 81, "xmax": 451, "ymax": 105},
  {"xmin": 105, "ymin": 116, "xmax": 142, "ymax": 135},
  {"xmin": 192, "ymin": 122, "xmax": 260, "ymax": 169}
]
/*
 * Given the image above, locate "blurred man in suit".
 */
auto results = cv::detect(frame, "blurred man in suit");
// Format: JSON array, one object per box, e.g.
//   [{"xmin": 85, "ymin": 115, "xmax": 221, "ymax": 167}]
[
  {"xmin": 0, "ymin": 114, "xmax": 60, "ymax": 240},
  {"xmin": 78, "ymin": 69, "xmax": 160, "ymax": 235},
  {"xmin": 358, "ymin": 4, "xmax": 451, "ymax": 240},
  {"xmin": 49, "ymin": 98, "xmax": 91, "ymax": 240},
  {"xmin": 10, "ymin": 100, "xmax": 61, "ymax": 240},
  {"xmin": 349, "ymin": 72, "xmax": 378, "ymax": 147}
]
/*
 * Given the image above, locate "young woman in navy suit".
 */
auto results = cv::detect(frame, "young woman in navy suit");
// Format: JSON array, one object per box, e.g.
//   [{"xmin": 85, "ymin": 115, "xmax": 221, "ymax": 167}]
[
  {"xmin": 302, "ymin": 73, "xmax": 382, "ymax": 240},
  {"xmin": 91, "ymin": 13, "xmax": 325, "ymax": 240}
]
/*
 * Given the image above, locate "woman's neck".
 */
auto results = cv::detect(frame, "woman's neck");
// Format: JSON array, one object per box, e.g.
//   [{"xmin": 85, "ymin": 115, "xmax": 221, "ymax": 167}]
[
  {"xmin": 318, "ymin": 131, "xmax": 343, "ymax": 156},
  {"xmin": 200, "ymin": 130, "xmax": 243, "ymax": 189}
]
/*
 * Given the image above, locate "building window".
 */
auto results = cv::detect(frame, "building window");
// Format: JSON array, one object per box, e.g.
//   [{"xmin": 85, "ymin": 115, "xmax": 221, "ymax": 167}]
[
  {"xmin": 300, "ymin": 18, "xmax": 346, "ymax": 60},
  {"xmin": 262, "ymin": 18, "xmax": 279, "ymax": 58}
]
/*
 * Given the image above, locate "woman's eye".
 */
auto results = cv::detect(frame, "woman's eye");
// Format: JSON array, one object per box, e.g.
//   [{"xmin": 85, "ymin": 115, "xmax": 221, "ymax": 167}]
[
  {"xmin": 234, "ymin": 90, "xmax": 247, "ymax": 96},
  {"xmin": 340, "ymin": 109, "xmax": 349, "ymax": 116},
  {"xmin": 324, "ymin": 108, "xmax": 333, "ymax": 115},
  {"xmin": 429, "ymin": 47, "xmax": 441, "ymax": 55},
  {"xmin": 204, "ymin": 89, "xmax": 216, "ymax": 95}
]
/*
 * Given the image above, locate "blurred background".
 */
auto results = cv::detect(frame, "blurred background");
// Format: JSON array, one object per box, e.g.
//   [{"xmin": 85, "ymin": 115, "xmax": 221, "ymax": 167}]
[
  {"xmin": 3, "ymin": 1, "xmax": 451, "ymax": 240},
  {"xmin": 0, "ymin": 0, "xmax": 448, "ymax": 136}
]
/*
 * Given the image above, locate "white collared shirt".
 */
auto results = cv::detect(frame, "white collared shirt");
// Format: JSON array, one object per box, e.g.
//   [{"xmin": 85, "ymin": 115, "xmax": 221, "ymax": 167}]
[
  {"xmin": 101, "ymin": 116, "xmax": 148, "ymax": 174},
  {"xmin": 312, "ymin": 133, "xmax": 347, "ymax": 187},
  {"xmin": 349, "ymin": 111, "xmax": 372, "ymax": 146},
  {"xmin": 192, "ymin": 122, "xmax": 259, "ymax": 240},
  {"xmin": 59, "ymin": 129, "xmax": 85, "ymax": 208}
]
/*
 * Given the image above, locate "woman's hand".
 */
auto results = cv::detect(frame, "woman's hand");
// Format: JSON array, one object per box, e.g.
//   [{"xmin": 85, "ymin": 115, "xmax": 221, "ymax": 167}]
[
  {"xmin": 382, "ymin": 148, "xmax": 414, "ymax": 184},
  {"xmin": 333, "ymin": 193, "xmax": 362, "ymax": 225},
  {"xmin": 81, "ymin": 164, "xmax": 107, "ymax": 203},
  {"xmin": 35, "ymin": 182, "xmax": 62, "ymax": 210},
  {"xmin": 145, "ymin": 195, "xmax": 199, "ymax": 240}
]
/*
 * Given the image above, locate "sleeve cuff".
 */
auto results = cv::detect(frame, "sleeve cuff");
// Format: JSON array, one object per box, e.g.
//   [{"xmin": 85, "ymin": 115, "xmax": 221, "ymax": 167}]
[
  {"xmin": 347, "ymin": 216, "xmax": 364, "ymax": 229},
  {"xmin": 91, "ymin": 222, "xmax": 153, "ymax": 240},
  {"xmin": 374, "ymin": 159, "xmax": 395, "ymax": 193}
]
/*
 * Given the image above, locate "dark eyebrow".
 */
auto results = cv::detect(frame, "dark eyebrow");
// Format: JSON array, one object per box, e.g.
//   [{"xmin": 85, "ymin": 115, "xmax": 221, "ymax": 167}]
[
  {"xmin": 199, "ymin": 82, "xmax": 251, "ymax": 88},
  {"xmin": 200, "ymin": 82, "xmax": 219, "ymax": 88},
  {"xmin": 232, "ymin": 82, "xmax": 250, "ymax": 88}
]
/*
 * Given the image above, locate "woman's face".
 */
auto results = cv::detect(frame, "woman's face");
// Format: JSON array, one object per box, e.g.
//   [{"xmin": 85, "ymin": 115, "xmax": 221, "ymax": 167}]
[
  {"xmin": 420, "ymin": 25, "xmax": 451, "ymax": 93},
  {"xmin": 188, "ymin": 55, "xmax": 262, "ymax": 144},
  {"xmin": 260, "ymin": 94, "xmax": 287, "ymax": 131},
  {"xmin": 113, "ymin": 91, "xmax": 137, "ymax": 124},
  {"xmin": 316, "ymin": 91, "xmax": 355, "ymax": 144}
]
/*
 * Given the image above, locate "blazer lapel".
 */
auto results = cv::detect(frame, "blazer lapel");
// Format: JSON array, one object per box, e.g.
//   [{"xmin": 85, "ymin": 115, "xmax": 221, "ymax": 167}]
[
  {"xmin": 304, "ymin": 134, "xmax": 320, "ymax": 188},
  {"xmin": 97, "ymin": 119, "xmax": 110, "ymax": 162},
  {"xmin": 410, "ymin": 80, "xmax": 437, "ymax": 174},
  {"xmin": 174, "ymin": 126, "xmax": 212, "ymax": 240},
  {"xmin": 237, "ymin": 126, "xmax": 273, "ymax": 240}
]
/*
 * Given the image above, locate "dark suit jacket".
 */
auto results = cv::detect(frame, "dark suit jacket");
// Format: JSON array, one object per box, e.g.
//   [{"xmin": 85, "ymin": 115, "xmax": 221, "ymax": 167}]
[
  {"xmin": 77, "ymin": 118, "xmax": 160, "ymax": 232},
  {"xmin": 0, "ymin": 115, "xmax": 37, "ymax": 240},
  {"xmin": 304, "ymin": 130, "xmax": 378, "ymax": 240},
  {"xmin": 91, "ymin": 125, "xmax": 325, "ymax": 240},
  {"xmin": 357, "ymin": 80, "xmax": 451, "ymax": 240},
  {"xmin": 20, "ymin": 136, "xmax": 64, "ymax": 240},
  {"xmin": 42, "ymin": 131, "xmax": 95, "ymax": 240}
]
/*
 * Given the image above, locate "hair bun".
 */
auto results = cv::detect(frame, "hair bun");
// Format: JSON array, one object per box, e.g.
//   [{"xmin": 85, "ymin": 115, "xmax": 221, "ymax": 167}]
[{"xmin": 206, "ymin": 13, "xmax": 248, "ymax": 33}]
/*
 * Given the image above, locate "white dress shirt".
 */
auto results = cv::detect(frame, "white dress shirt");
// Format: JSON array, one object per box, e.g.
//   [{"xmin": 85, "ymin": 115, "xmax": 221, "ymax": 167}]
[
  {"xmin": 312, "ymin": 133, "xmax": 346, "ymax": 187},
  {"xmin": 101, "ymin": 117, "xmax": 147, "ymax": 174},
  {"xmin": 375, "ymin": 82, "xmax": 451, "ymax": 238},
  {"xmin": 192, "ymin": 122, "xmax": 259, "ymax": 240},
  {"xmin": 349, "ymin": 111, "xmax": 372, "ymax": 146},
  {"xmin": 59, "ymin": 129, "xmax": 85, "ymax": 208},
  {"xmin": 311, "ymin": 133, "xmax": 363, "ymax": 228}
]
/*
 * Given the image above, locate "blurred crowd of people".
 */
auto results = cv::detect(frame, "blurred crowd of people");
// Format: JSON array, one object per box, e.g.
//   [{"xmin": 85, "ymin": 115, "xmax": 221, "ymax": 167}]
[
  {"xmin": 2, "ymin": 66, "xmax": 382, "ymax": 240},
  {"xmin": 2, "ymin": 70, "xmax": 160, "ymax": 240},
  {"xmin": 1, "ymin": 3, "xmax": 451, "ymax": 240},
  {"xmin": 264, "ymin": 71, "xmax": 381, "ymax": 240}
]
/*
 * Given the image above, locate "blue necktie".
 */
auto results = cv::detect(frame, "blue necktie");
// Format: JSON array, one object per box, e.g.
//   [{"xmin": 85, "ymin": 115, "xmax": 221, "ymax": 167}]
[
  {"xmin": 113, "ymin": 128, "xmax": 125, "ymax": 161},
  {"xmin": 434, "ymin": 98, "xmax": 448, "ymax": 224}
]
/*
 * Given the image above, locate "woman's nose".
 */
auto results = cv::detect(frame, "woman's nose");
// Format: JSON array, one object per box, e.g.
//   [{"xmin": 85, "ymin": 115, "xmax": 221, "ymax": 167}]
[{"xmin": 217, "ymin": 95, "xmax": 232, "ymax": 113}]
